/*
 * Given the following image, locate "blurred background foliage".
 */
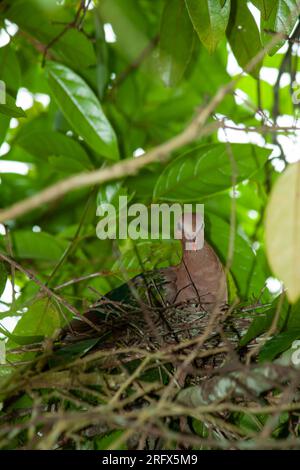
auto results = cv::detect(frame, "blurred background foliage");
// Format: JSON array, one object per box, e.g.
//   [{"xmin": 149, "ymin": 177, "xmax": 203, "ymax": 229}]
[{"xmin": 0, "ymin": 0, "xmax": 300, "ymax": 449}]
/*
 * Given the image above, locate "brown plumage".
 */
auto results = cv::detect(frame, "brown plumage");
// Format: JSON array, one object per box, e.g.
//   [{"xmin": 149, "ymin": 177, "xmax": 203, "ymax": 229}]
[
  {"xmin": 161, "ymin": 211, "xmax": 227, "ymax": 309},
  {"xmin": 162, "ymin": 241, "xmax": 227, "ymax": 311}
]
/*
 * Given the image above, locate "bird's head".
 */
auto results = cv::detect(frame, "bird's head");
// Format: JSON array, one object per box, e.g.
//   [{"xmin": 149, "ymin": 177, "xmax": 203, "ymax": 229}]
[{"xmin": 176, "ymin": 212, "xmax": 205, "ymax": 251}]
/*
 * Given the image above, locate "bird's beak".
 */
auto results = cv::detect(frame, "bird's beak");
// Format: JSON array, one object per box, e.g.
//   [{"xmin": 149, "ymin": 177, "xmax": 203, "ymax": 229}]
[
  {"xmin": 185, "ymin": 235, "xmax": 204, "ymax": 251},
  {"xmin": 191, "ymin": 241, "xmax": 198, "ymax": 251}
]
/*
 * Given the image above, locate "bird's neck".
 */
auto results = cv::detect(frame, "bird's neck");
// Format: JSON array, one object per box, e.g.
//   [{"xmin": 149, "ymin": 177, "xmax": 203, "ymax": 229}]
[{"xmin": 181, "ymin": 241, "xmax": 206, "ymax": 260}]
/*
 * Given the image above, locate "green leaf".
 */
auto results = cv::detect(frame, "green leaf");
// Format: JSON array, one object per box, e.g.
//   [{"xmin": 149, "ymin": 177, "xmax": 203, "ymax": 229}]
[
  {"xmin": 0, "ymin": 94, "xmax": 26, "ymax": 118},
  {"xmin": 0, "ymin": 263, "xmax": 7, "ymax": 299},
  {"xmin": 0, "ymin": 326, "xmax": 44, "ymax": 346},
  {"xmin": 7, "ymin": 299, "xmax": 61, "ymax": 350},
  {"xmin": 46, "ymin": 62, "xmax": 119, "ymax": 160},
  {"xmin": 15, "ymin": 130, "xmax": 92, "ymax": 170},
  {"xmin": 49, "ymin": 338, "xmax": 101, "ymax": 367},
  {"xmin": 97, "ymin": 182, "xmax": 135, "ymax": 213},
  {"xmin": 94, "ymin": 11, "xmax": 110, "ymax": 99},
  {"xmin": 159, "ymin": 0, "xmax": 195, "ymax": 86},
  {"xmin": 10, "ymin": 231, "xmax": 67, "ymax": 262},
  {"xmin": 227, "ymin": 270, "xmax": 238, "ymax": 303},
  {"xmin": 185, "ymin": 0, "xmax": 231, "ymax": 53},
  {"xmin": 232, "ymin": 412, "xmax": 264, "ymax": 434},
  {"xmin": 126, "ymin": 168, "xmax": 160, "ymax": 202},
  {"xmin": 0, "ymin": 116, "xmax": 10, "ymax": 147},
  {"xmin": 251, "ymin": 0, "xmax": 274, "ymax": 20},
  {"xmin": 51, "ymin": 29, "xmax": 96, "ymax": 69},
  {"xmin": 261, "ymin": 0, "xmax": 300, "ymax": 54},
  {"xmin": 265, "ymin": 163, "xmax": 300, "ymax": 303},
  {"xmin": 240, "ymin": 298, "xmax": 290, "ymax": 347},
  {"xmin": 237, "ymin": 75, "xmax": 294, "ymax": 116},
  {"xmin": 153, "ymin": 144, "xmax": 270, "ymax": 201},
  {"xmin": 98, "ymin": 0, "xmax": 150, "ymax": 62},
  {"xmin": 259, "ymin": 329, "xmax": 300, "ymax": 362},
  {"xmin": 96, "ymin": 183, "xmax": 135, "ymax": 239},
  {"xmin": 0, "ymin": 45, "xmax": 21, "ymax": 95},
  {"xmin": 94, "ymin": 430, "xmax": 127, "ymax": 450},
  {"xmin": 97, "ymin": 182, "xmax": 128, "ymax": 209},
  {"xmin": 240, "ymin": 309, "xmax": 273, "ymax": 347},
  {"xmin": 226, "ymin": 0, "xmax": 263, "ymax": 78},
  {"xmin": 286, "ymin": 299, "xmax": 300, "ymax": 330}
]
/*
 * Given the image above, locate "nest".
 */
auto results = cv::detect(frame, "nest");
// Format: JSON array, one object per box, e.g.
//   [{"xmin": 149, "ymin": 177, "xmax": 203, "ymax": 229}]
[
  {"xmin": 2, "ymin": 296, "xmax": 299, "ymax": 451},
  {"xmin": 60, "ymin": 293, "xmax": 255, "ymax": 367}
]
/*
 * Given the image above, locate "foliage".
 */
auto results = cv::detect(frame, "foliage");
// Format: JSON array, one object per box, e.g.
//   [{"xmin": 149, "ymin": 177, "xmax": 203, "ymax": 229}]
[{"xmin": 0, "ymin": 0, "xmax": 300, "ymax": 451}]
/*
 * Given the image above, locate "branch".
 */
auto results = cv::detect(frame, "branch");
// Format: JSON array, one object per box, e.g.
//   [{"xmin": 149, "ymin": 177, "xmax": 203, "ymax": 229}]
[
  {"xmin": 177, "ymin": 363, "xmax": 299, "ymax": 406},
  {"xmin": 107, "ymin": 35, "xmax": 160, "ymax": 97}
]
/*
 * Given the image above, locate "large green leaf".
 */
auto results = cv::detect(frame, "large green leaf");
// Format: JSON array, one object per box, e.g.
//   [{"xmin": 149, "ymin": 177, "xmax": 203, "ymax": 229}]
[
  {"xmin": 261, "ymin": 0, "xmax": 300, "ymax": 54},
  {"xmin": 0, "ymin": 326, "xmax": 44, "ymax": 346},
  {"xmin": 0, "ymin": 116, "xmax": 10, "ymax": 147},
  {"xmin": 0, "ymin": 93, "xmax": 26, "ymax": 118},
  {"xmin": 96, "ymin": 182, "xmax": 133, "ymax": 239},
  {"xmin": 49, "ymin": 338, "xmax": 101, "ymax": 367},
  {"xmin": 259, "ymin": 329, "xmax": 300, "ymax": 362},
  {"xmin": 251, "ymin": 0, "xmax": 274, "ymax": 20},
  {"xmin": 285, "ymin": 300, "xmax": 300, "ymax": 330},
  {"xmin": 46, "ymin": 62, "xmax": 119, "ymax": 160},
  {"xmin": 240, "ymin": 308, "xmax": 274, "ymax": 347},
  {"xmin": 237, "ymin": 75, "xmax": 294, "ymax": 116},
  {"xmin": 226, "ymin": 0, "xmax": 263, "ymax": 78},
  {"xmin": 98, "ymin": 0, "xmax": 150, "ymax": 62},
  {"xmin": 94, "ymin": 430, "xmax": 127, "ymax": 450},
  {"xmin": 0, "ymin": 45, "xmax": 21, "ymax": 95},
  {"xmin": 97, "ymin": 182, "xmax": 128, "ymax": 209},
  {"xmin": 185, "ymin": 0, "xmax": 231, "ymax": 53},
  {"xmin": 10, "ymin": 231, "xmax": 67, "ymax": 262},
  {"xmin": 240, "ymin": 298, "xmax": 290, "ymax": 347},
  {"xmin": 0, "ymin": 283, "xmax": 40, "ymax": 321},
  {"xmin": 153, "ymin": 144, "xmax": 270, "ymax": 202},
  {"xmin": 159, "ymin": 0, "xmax": 195, "ymax": 86},
  {"xmin": 265, "ymin": 163, "xmax": 300, "ymax": 303},
  {"xmin": 7, "ymin": 299, "xmax": 61, "ymax": 351},
  {"xmin": 51, "ymin": 29, "xmax": 97, "ymax": 69},
  {"xmin": 15, "ymin": 130, "xmax": 92, "ymax": 170}
]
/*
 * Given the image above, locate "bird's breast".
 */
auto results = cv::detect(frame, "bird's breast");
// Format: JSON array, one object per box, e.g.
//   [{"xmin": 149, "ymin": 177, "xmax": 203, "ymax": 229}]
[{"xmin": 173, "ymin": 242, "xmax": 228, "ymax": 310}]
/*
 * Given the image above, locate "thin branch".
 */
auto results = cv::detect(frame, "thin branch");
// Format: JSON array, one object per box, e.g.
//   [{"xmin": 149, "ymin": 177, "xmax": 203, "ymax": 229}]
[
  {"xmin": 42, "ymin": 0, "xmax": 91, "ymax": 67},
  {"xmin": 107, "ymin": 35, "xmax": 160, "ymax": 97}
]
